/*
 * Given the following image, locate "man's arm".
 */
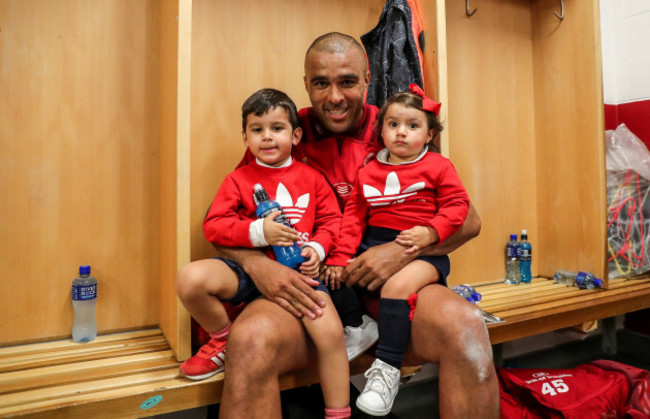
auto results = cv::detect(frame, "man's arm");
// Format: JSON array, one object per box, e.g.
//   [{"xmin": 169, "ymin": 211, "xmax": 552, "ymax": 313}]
[
  {"xmin": 346, "ymin": 203, "xmax": 480, "ymax": 291},
  {"xmin": 213, "ymin": 245, "xmax": 326, "ymax": 319},
  {"xmin": 421, "ymin": 202, "xmax": 481, "ymax": 256}
]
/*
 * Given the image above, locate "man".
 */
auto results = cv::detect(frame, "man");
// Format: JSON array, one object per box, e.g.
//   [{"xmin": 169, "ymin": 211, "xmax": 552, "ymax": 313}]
[{"xmin": 191, "ymin": 32, "xmax": 499, "ymax": 417}]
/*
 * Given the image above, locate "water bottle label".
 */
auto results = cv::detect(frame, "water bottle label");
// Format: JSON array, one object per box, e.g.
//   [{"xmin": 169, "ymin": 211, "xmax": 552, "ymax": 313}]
[
  {"xmin": 258, "ymin": 207, "xmax": 291, "ymax": 227},
  {"xmin": 506, "ymin": 246, "xmax": 513, "ymax": 257},
  {"xmin": 72, "ymin": 284, "xmax": 97, "ymax": 300},
  {"xmin": 575, "ymin": 271, "xmax": 587, "ymax": 286}
]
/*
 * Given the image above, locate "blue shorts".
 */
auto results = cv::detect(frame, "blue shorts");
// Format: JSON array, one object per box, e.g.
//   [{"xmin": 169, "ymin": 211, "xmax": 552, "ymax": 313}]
[
  {"xmin": 215, "ymin": 257, "xmax": 329, "ymax": 305},
  {"xmin": 357, "ymin": 226, "xmax": 450, "ymax": 287}
]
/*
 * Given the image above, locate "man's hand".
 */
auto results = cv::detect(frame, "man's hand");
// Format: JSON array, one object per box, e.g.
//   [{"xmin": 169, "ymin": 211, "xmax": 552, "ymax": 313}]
[
  {"xmin": 395, "ymin": 226, "xmax": 439, "ymax": 254},
  {"xmin": 213, "ymin": 246, "xmax": 325, "ymax": 319},
  {"xmin": 346, "ymin": 241, "xmax": 415, "ymax": 291},
  {"xmin": 263, "ymin": 211, "xmax": 301, "ymax": 246},
  {"xmin": 299, "ymin": 246, "xmax": 320, "ymax": 278}
]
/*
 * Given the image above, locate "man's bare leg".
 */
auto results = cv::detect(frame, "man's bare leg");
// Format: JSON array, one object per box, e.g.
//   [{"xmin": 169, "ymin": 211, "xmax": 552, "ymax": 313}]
[
  {"xmin": 406, "ymin": 285, "xmax": 500, "ymax": 418},
  {"xmin": 219, "ymin": 297, "xmax": 315, "ymax": 418}
]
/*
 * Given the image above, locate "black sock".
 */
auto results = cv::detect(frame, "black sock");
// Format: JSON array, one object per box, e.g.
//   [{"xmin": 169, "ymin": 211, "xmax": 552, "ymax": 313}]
[
  {"xmin": 329, "ymin": 284, "xmax": 364, "ymax": 327},
  {"xmin": 375, "ymin": 298, "xmax": 411, "ymax": 370}
]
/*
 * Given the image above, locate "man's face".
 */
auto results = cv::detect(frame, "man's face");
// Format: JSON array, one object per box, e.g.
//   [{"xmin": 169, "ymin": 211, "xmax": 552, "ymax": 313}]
[{"xmin": 303, "ymin": 48, "xmax": 369, "ymax": 134}]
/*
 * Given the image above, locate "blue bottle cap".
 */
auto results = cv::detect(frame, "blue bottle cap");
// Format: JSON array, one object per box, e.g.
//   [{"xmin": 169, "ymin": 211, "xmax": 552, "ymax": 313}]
[
  {"xmin": 472, "ymin": 292, "xmax": 482, "ymax": 302},
  {"xmin": 594, "ymin": 278, "xmax": 603, "ymax": 288},
  {"xmin": 510, "ymin": 234, "xmax": 517, "ymax": 240},
  {"xmin": 79, "ymin": 265, "xmax": 91, "ymax": 275}
]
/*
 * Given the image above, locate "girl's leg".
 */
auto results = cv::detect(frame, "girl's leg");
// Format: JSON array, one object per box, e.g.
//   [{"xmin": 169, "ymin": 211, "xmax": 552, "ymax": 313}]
[
  {"xmin": 356, "ymin": 261, "xmax": 438, "ymax": 416},
  {"xmin": 301, "ymin": 291, "xmax": 350, "ymax": 412},
  {"xmin": 377, "ymin": 260, "xmax": 438, "ymax": 369}
]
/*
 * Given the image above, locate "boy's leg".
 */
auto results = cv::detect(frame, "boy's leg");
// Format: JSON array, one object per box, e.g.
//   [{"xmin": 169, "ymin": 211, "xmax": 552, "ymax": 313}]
[
  {"xmin": 175, "ymin": 258, "xmax": 241, "ymax": 380},
  {"xmin": 301, "ymin": 291, "xmax": 350, "ymax": 411},
  {"xmin": 220, "ymin": 298, "xmax": 314, "ymax": 419},
  {"xmin": 330, "ymin": 285, "xmax": 378, "ymax": 360},
  {"xmin": 175, "ymin": 258, "xmax": 240, "ymax": 332}
]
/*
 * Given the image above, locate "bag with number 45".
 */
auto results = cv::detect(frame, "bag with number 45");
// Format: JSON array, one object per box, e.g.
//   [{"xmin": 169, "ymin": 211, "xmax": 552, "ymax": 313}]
[{"xmin": 498, "ymin": 363, "xmax": 630, "ymax": 418}]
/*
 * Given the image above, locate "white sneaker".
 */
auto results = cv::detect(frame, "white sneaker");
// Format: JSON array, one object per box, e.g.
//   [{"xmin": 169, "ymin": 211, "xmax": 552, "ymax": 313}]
[
  {"xmin": 345, "ymin": 314, "xmax": 379, "ymax": 361},
  {"xmin": 356, "ymin": 359, "xmax": 401, "ymax": 416}
]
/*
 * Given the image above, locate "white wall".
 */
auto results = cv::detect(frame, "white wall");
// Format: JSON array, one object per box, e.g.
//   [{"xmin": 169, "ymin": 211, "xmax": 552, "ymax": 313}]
[{"xmin": 600, "ymin": 0, "xmax": 650, "ymax": 104}]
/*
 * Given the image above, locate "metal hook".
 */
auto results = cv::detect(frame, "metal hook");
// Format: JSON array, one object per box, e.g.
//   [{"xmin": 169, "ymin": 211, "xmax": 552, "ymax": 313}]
[
  {"xmin": 554, "ymin": 0, "xmax": 564, "ymax": 20},
  {"xmin": 466, "ymin": 0, "xmax": 477, "ymax": 17}
]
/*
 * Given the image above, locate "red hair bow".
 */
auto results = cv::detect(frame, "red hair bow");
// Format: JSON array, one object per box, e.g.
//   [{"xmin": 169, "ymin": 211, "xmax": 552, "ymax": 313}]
[{"xmin": 409, "ymin": 83, "xmax": 441, "ymax": 116}]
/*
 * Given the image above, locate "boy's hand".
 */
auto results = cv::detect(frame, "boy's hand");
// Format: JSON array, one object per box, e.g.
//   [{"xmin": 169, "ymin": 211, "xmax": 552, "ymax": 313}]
[
  {"xmin": 323, "ymin": 265, "xmax": 347, "ymax": 290},
  {"xmin": 395, "ymin": 226, "xmax": 439, "ymax": 254},
  {"xmin": 299, "ymin": 246, "xmax": 320, "ymax": 278},
  {"xmin": 263, "ymin": 211, "xmax": 301, "ymax": 246}
]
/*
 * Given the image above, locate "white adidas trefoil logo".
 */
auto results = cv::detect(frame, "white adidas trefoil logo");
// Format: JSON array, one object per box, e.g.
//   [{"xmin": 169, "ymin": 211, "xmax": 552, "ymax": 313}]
[
  {"xmin": 275, "ymin": 183, "xmax": 310, "ymax": 225},
  {"xmin": 363, "ymin": 172, "xmax": 425, "ymax": 207}
]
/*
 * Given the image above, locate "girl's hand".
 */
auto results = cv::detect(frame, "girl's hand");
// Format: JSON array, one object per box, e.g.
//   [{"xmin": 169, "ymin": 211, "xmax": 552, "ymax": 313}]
[
  {"xmin": 395, "ymin": 226, "xmax": 439, "ymax": 254},
  {"xmin": 299, "ymin": 246, "xmax": 320, "ymax": 278},
  {"xmin": 323, "ymin": 265, "xmax": 347, "ymax": 290},
  {"xmin": 263, "ymin": 211, "xmax": 301, "ymax": 246}
]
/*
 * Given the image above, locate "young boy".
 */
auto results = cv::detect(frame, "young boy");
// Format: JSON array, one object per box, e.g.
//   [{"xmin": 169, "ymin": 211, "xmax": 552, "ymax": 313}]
[{"xmin": 175, "ymin": 88, "xmax": 350, "ymax": 418}]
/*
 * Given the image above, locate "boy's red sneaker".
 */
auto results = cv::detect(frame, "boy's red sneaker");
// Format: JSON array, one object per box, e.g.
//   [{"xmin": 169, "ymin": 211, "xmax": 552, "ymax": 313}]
[{"xmin": 179, "ymin": 337, "xmax": 227, "ymax": 380}]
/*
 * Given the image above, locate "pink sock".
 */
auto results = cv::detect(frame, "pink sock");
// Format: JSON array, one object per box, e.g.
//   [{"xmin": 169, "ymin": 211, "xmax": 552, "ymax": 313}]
[
  {"xmin": 209, "ymin": 322, "xmax": 231, "ymax": 340},
  {"xmin": 325, "ymin": 406, "xmax": 351, "ymax": 419}
]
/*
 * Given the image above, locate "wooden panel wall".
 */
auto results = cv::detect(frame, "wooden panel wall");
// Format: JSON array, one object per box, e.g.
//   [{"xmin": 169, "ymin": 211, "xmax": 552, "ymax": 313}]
[
  {"xmin": 444, "ymin": 0, "xmax": 605, "ymax": 285},
  {"xmin": 189, "ymin": 0, "xmax": 386, "ymax": 261},
  {"xmin": 0, "ymin": 1, "xmax": 161, "ymax": 345},
  {"xmin": 445, "ymin": 0, "xmax": 539, "ymax": 284},
  {"xmin": 531, "ymin": 0, "xmax": 607, "ymax": 282}
]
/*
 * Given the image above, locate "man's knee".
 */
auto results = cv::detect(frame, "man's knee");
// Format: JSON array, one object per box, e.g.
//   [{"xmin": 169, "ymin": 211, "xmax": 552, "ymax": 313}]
[
  {"xmin": 228, "ymin": 303, "xmax": 310, "ymax": 372},
  {"xmin": 410, "ymin": 286, "xmax": 491, "ymax": 362}
]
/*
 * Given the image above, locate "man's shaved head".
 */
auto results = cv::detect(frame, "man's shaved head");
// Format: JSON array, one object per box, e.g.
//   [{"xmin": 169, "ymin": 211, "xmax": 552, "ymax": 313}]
[{"xmin": 305, "ymin": 32, "xmax": 367, "ymax": 74}]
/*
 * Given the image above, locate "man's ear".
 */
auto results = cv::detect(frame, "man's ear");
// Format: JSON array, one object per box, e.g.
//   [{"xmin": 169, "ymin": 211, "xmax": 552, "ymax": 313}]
[{"xmin": 292, "ymin": 127, "xmax": 303, "ymax": 146}]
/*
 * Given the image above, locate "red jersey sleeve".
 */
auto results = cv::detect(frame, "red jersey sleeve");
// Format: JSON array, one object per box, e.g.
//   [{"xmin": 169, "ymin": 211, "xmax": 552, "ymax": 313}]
[
  {"xmin": 202, "ymin": 174, "xmax": 254, "ymax": 248},
  {"xmin": 309, "ymin": 174, "xmax": 343, "ymax": 256},
  {"xmin": 326, "ymin": 177, "xmax": 369, "ymax": 266},
  {"xmin": 426, "ymin": 159, "xmax": 470, "ymax": 244}
]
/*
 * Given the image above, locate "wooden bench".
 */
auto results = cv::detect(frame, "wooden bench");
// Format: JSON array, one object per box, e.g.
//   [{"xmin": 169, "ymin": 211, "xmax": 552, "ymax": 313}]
[
  {"xmin": 476, "ymin": 276, "xmax": 650, "ymax": 345},
  {"xmin": 3, "ymin": 276, "xmax": 650, "ymax": 418}
]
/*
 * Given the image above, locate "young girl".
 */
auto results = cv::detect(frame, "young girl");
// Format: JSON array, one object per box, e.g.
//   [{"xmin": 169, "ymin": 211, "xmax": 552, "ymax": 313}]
[{"xmin": 325, "ymin": 84, "xmax": 470, "ymax": 416}]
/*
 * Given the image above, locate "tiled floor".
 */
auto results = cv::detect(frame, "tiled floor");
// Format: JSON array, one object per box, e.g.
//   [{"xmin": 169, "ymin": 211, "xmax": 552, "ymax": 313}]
[{"xmin": 152, "ymin": 328, "xmax": 650, "ymax": 418}]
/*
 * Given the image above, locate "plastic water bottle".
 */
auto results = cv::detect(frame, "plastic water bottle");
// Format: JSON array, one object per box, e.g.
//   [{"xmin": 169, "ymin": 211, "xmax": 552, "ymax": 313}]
[
  {"xmin": 554, "ymin": 269, "xmax": 603, "ymax": 290},
  {"xmin": 72, "ymin": 265, "xmax": 98, "ymax": 343},
  {"xmin": 452, "ymin": 284, "xmax": 482, "ymax": 304},
  {"xmin": 253, "ymin": 184, "xmax": 305, "ymax": 269},
  {"xmin": 505, "ymin": 234, "xmax": 521, "ymax": 284},
  {"xmin": 519, "ymin": 230, "xmax": 532, "ymax": 283}
]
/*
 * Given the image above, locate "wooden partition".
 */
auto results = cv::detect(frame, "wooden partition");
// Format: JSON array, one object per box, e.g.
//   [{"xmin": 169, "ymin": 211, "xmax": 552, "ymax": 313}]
[
  {"xmin": 188, "ymin": 0, "xmax": 387, "ymax": 262},
  {"xmin": 0, "ymin": 1, "xmax": 162, "ymax": 345},
  {"xmin": 1, "ymin": 0, "xmax": 606, "ymax": 359},
  {"xmin": 0, "ymin": 0, "xmax": 440, "ymax": 356},
  {"xmin": 442, "ymin": 0, "xmax": 606, "ymax": 285}
]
